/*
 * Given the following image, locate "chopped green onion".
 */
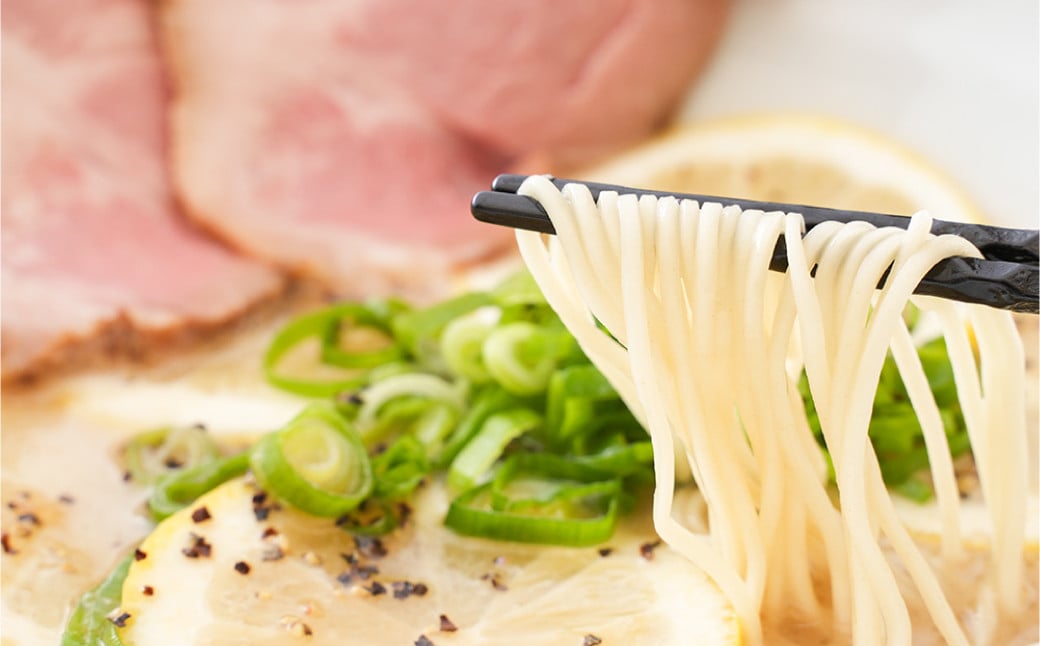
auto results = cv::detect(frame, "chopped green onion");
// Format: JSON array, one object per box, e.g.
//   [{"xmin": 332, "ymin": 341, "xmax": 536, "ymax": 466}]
[
  {"xmin": 445, "ymin": 454, "xmax": 621, "ymax": 546},
  {"xmin": 489, "ymin": 270, "xmax": 547, "ymax": 308},
  {"xmin": 483, "ymin": 322, "xmax": 575, "ymax": 395},
  {"xmin": 255, "ymin": 273, "xmax": 661, "ymax": 546},
  {"xmin": 447, "ymin": 408, "xmax": 542, "ymax": 492},
  {"xmin": 491, "ymin": 271, "xmax": 567, "ymax": 327},
  {"xmin": 321, "ymin": 301, "xmax": 407, "ymax": 369},
  {"xmin": 490, "ymin": 452, "xmax": 621, "ymax": 492},
  {"xmin": 391, "ymin": 292, "xmax": 492, "ymax": 368},
  {"xmin": 265, "ymin": 303, "xmax": 402, "ymax": 396},
  {"xmin": 354, "ymin": 373, "xmax": 466, "ymax": 433},
  {"xmin": 148, "ymin": 453, "xmax": 250, "ymax": 521},
  {"xmin": 372, "ymin": 435, "xmax": 429, "ymax": 500},
  {"xmin": 251, "ymin": 404, "xmax": 373, "ymax": 517},
  {"xmin": 573, "ymin": 442, "xmax": 654, "ymax": 476},
  {"xmin": 364, "ymin": 361, "xmax": 417, "ymax": 384},
  {"xmin": 868, "ymin": 410, "xmax": 923, "ymax": 453},
  {"xmin": 445, "ymin": 483, "xmax": 618, "ymax": 546},
  {"xmin": 440, "ymin": 315, "xmax": 494, "ymax": 383},
  {"xmin": 355, "ymin": 397, "xmax": 437, "ymax": 445},
  {"xmin": 124, "ymin": 426, "xmax": 218, "ymax": 485},
  {"xmin": 410, "ymin": 402, "xmax": 459, "ymax": 455},
  {"xmin": 895, "ymin": 477, "xmax": 935, "ymax": 503},
  {"xmin": 544, "ymin": 365, "xmax": 640, "ymax": 451},
  {"xmin": 60, "ymin": 554, "xmax": 132, "ymax": 646},
  {"xmin": 801, "ymin": 337, "xmax": 970, "ymax": 500},
  {"xmin": 435, "ymin": 386, "xmax": 529, "ymax": 468},
  {"xmin": 495, "ymin": 480, "xmax": 620, "ymax": 516}
]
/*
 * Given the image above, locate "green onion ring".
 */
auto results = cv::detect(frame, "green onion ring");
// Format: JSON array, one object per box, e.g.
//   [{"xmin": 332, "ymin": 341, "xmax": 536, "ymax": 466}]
[
  {"xmin": 482, "ymin": 322, "xmax": 559, "ymax": 395},
  {"xmin": 440, "ymin": 315, "xmax": 494, "ymax": 383},
  {"xmin": 148, "ymin": 452, "xmax": 250, "ymax": 521},
  {"xmin": 391, "ymin": 291, "xmax": 493, "ymax": 362},
  {"xmin": 371, "ymin": 435, "xmax": 429, "ymax": 500},
  {"xmin": 250, "ymin": 404, "xmax": 373, "ymax": 517},
  {"xmin": 320, "ymin": 301, "xmax": 406, "ymax": 369},
  {"xmin": 265, "ymin": 304, "xmax": 397, "ymax": 396},
  {"xmin": 355, "ymin": 373, "xmax": 466, "ymax": 431},
  {"xmin": 445, "ymin": 483, "xmax": 619, "ymax": 547},
  {"xmin": 124, "ymin": 426, "xmax": 218, "ymax": 485}
]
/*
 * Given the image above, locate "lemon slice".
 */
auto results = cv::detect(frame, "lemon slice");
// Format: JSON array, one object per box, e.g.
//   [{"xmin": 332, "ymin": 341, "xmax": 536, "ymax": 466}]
[
  {"xmin": 576, "ymin": 114, "xmax": 983, "ymax": 222},
  {"xmin": 119, "ymin": 478, "xmax": 740, "ymax": 645},
  {"xmin": 892, "ymin": 494, "xmax": 1040, "ymax": 554},
  {"xmin": 570, "ymin": 114, "xmax": 1038, "ymax": 642},
  {"xmin": 572, "ymin": 114, "xmax": 1038, "ymax": 536}
]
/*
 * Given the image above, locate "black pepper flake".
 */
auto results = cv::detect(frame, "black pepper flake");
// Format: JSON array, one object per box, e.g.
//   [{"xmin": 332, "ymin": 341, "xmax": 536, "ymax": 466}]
[
  {"xmin": 597, "ymin": 548, "xmax": 614, "ymax": 558},
  {"xmin": 415, "ymin": 636, "xmax": 435, "ymax": 646},
  {"xmin": 639, "ymin": 540, "xmax": 661, "ymax": 560},
  {"xmin": 108, "ymin": 611, "xmax": 131, "ymax": 628},
  {"xmin": 58, "ymin": 494, "xmax": 75, "ymax": 505},
  {"xmin": 438, "ymin": 614, "xmax": 457, "ymax": 633},
  {"xmin": 122, "ymin": 471, "xmax": 132, "ymax": 482},
  {"xmin": 251, "ymin": 496, "xmax": 281, "ymax": 522},
  {"xmin": 583, "ymin": 635, "xmax": 603, "ymax": 646},
  {"xmin": 335, "ymin": 553, "xmax": 379, "ymax": 584},
  {"xmin": 353, "ymin": 536, "xmax": 387, "ymax": 559},
  {"xmin": 391, "ymin": 581, "xmax": 412, "ymax": 599},
  {"xmin": 365, "ymin": 581, "xmax": 386, "ymax": 596},
  {"xmin": 342, "ymin": 391, "xmax": 364, "ymax": 406},
  {"xmin": 251, "ymin": 492, "xmax": 278, "ymax": 522},
  {"xmin": 390, "ymin": 580, "xmax": 428, "ymax": 600},
  {"xmin": 2, "ymin": 532, "xmax": 17, "ymax": 555},
  {"xmin": 142, "ymin": 585, "xmax": 154, "ymax": 596},
  {"xmin": 17, "ymin": 512, "xmax": 41, "ymax": 526},
  {"xmin": 190, "ymin": 507, "xmax": 212, "ymax": 524},
  {"xmin": 261, "ymin": 527, "xmax": 278, "ymax": 539},
  {"xmin": 397, "ymin": 502, "xmax": 413, "ymax": 527},
  {"xmin": 6, "ymin": 501, "xmax": 18, "ymax": 510},
  {"xmin": 163, "ymin": 457, "xmax": 184, "ymax": 469},
  {"xmin": 134, "ymin": 548, "xmax": 148, "ymax": 561},
  {"xmin": 181, "ymin": 533, "xmax": 212, "ymax": 559},
  {"xmin": 234, "ymin": 561, "xmax": 251, "ymax": 575},
  {"xmin": 481, "ymin": 573, "xmax": 507, "ymax": 591}
]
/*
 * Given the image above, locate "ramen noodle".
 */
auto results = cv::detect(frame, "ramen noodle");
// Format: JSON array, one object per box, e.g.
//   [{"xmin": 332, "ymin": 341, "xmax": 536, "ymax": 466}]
[{"xmin": 515, "ymin": 175, "xmax": 1031, "ymax": 645}]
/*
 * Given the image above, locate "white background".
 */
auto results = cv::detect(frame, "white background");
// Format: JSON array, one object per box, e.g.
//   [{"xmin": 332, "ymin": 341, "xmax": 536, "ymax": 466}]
[{"xmin": 679, "ymin": 0, "xmax": 1039, "ymax": 229}]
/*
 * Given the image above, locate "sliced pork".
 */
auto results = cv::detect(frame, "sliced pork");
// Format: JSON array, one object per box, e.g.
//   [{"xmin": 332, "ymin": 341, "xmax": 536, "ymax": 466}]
[
  {"xmin": 161, "ymin": 0, "xmax": 729, "ymax": 295},
  {"xmin": 1, "ymin": 0, "xmax": 285, "ymax": 383},
  {"xmin": 344, "ymin": 0, "xmax": 730, "ymax": 162}
]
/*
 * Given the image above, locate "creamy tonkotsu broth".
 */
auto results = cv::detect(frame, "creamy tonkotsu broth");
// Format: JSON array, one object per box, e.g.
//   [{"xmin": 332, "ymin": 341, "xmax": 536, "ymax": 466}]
[
  {"xmin": 515, "ymin": 175, "xmax": 1037, "ymax": 645},
  {"xmin": 1, "ymin": 193, "xmax": 1035, "ymax": 644}
]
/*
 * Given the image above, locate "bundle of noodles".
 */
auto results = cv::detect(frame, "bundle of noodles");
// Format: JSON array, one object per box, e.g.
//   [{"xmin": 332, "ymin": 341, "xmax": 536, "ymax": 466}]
[{"xmin": 515, "ymin": 176, "xmax": 1036, "ymax": 645}]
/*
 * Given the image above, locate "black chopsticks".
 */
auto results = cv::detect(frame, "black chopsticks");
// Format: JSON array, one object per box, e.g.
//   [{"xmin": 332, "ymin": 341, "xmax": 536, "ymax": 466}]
[{"xmin": 471, "ymin": 174, "xmax": 1039, "ymax": 314}]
